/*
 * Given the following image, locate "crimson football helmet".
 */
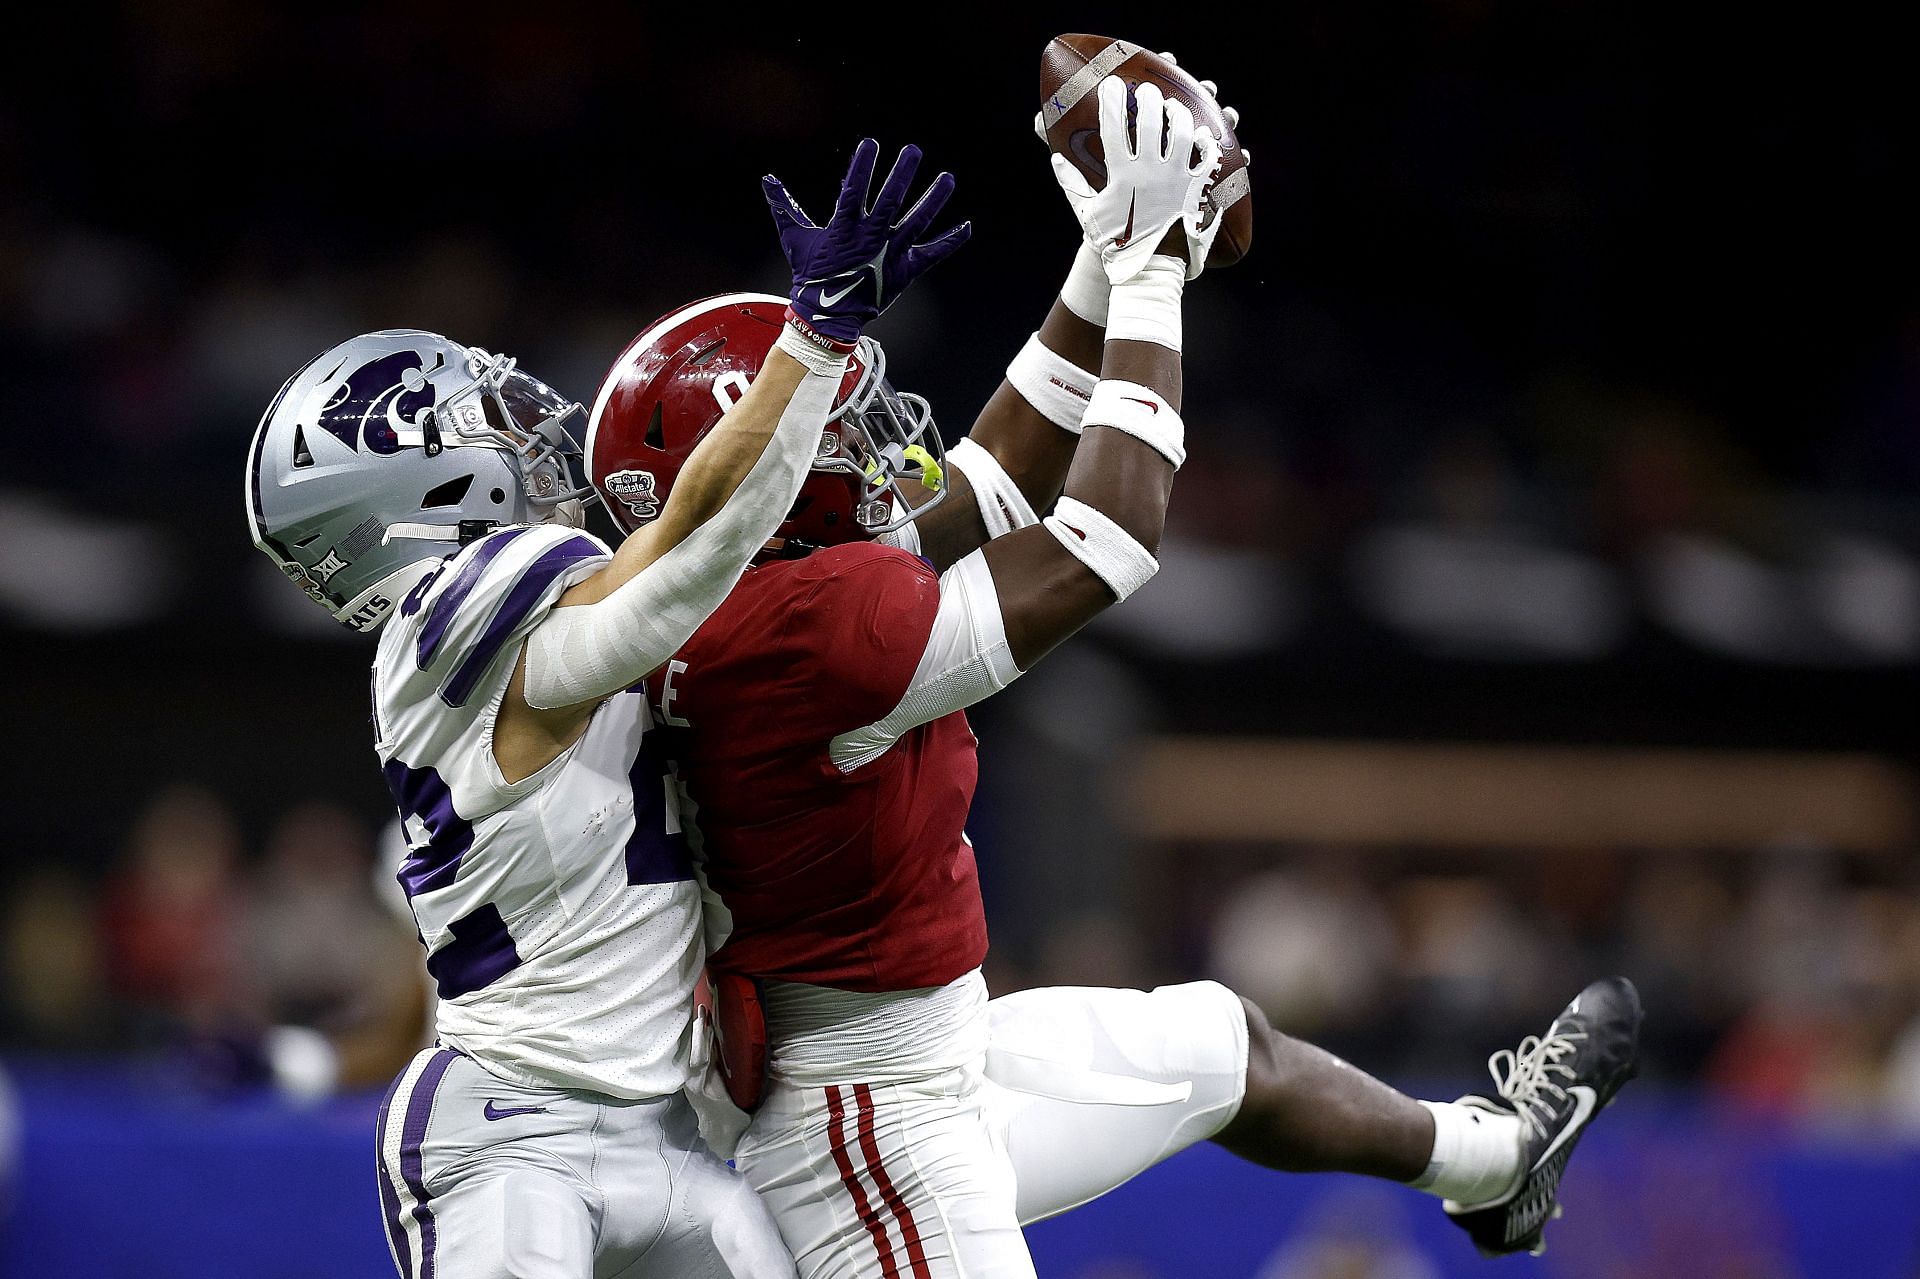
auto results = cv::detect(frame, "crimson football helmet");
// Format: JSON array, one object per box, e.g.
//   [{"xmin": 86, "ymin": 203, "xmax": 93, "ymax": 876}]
[{"xmin": 585, "ymin": 293, "xmax": 946, "ymax": 548}]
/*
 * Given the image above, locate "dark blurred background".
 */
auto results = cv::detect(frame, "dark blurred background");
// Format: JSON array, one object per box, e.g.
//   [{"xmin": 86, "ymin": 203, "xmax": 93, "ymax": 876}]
[{"xmin": 1, "ymin": 3, "xmax": 1916, "ymax": 1275}]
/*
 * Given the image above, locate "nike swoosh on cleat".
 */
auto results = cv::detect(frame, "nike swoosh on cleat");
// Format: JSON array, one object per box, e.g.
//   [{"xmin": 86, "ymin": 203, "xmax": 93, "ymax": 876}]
[
  {"xmin": 1534, "ymin": 1085, "xmax": 1597, "ymax": 1169},
  {"xmin": 483, "ymin": 1101, "xmax": 549, "ymax": 1121}
]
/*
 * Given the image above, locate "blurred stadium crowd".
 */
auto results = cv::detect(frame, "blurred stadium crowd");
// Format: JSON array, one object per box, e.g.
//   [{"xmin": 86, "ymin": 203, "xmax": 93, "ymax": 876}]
[
  {"xmin": 9, "ymin": 781, "xmax": 1920, "ymax": 1131},
  {"xmin": 1, "ymin": 0, "xmax": 1915, "ymax": 1138}
]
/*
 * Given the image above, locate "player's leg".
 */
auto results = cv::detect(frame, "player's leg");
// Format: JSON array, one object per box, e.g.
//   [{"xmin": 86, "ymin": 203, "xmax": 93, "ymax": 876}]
[
  {"xmin": 981, "ymin": 981, "xmax": 1253, "ymax": 1223},
  {"xmin": 734, "ymin": 1072, "xmax": 1034, "ymax": 1279},
  {"xmin": 1210, "ymin": 994, "xmax": 1436, "ymax": 1181},
  {"xmin": 595, "ymin": 1093, "xmax": 797, "ymax": 1279},
  {"xmin": 985, "ymin": 977, "xmax": 1642, "ymax": 1257},
  {"xmin": 984, "ymin": 980, "xmax": 1527, "ymax": 1211},
  {"xmin": 375, "ymin": 1047, "xmax": 598, "ymax": 1279}
]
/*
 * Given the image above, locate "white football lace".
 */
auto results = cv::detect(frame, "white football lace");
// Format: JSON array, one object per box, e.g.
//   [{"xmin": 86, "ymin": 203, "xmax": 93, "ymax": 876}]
[{"xmin": 1487, "ymin": 1026, "xmax": 1586, "ymax": 1140}]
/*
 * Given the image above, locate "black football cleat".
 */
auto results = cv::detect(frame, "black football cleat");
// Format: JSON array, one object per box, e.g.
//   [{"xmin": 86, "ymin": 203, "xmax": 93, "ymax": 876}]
[{"xmin": 1442, "ymin": 977, "xmax": 1643, "ymax": 1257}]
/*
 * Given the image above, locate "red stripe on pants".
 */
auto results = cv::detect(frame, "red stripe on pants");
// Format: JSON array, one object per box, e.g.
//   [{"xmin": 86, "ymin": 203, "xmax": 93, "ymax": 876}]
[
  {"xmin": 825, "ymin": 1085, "xmax": 900, "ymax": 1279},
  {"xmin": 853, "ymin": 1084, "xmax": 932, "ymax": 1279}
]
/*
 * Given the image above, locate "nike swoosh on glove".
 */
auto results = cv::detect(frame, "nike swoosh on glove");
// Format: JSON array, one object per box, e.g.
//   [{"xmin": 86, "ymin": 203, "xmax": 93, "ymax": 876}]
[
  {"xmin": 763, "ymin": 139, "xmax": 972, "ymax": 346},
  {"xmin": 1049, "ymin": 77, "xmax": 1222, "ymax": 286}
]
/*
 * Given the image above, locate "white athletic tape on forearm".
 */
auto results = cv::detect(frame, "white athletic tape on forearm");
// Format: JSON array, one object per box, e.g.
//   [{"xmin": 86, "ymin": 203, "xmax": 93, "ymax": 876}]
[
  {"xmin": 948, "ymin": 437, "xmax": 1039, "ymax": 539},
  {"xmin": 774, "ymin": 319, "xmax": 855, "ymax": 379},
  {"xmin": 1105, "ymin": 254, "xmax": 1186, "ymax": 350},
  {"xmin": 1083, "ymin": 379, "xmax": 1185, "ymax": 469},
  {"xmin": 1006, "ymin": 332, "xmax": 1097, "ymax": 434},
  {"xmin": 1059, "ymin": 239, "xmax": 1111, "ymax": 328},
  {"xmin": 521, "ymin": 368, "xmax": 842, "ymax": 710},
  {"xmin": 1044, "ymin": 496, "xmax": 1160, "ymax": 602}
]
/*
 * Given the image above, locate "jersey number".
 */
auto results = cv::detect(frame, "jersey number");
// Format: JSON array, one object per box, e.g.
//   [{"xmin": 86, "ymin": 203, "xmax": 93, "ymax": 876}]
[{"xmin": 625, "ymin": 694, "xmax": 693, "ymax": 884}]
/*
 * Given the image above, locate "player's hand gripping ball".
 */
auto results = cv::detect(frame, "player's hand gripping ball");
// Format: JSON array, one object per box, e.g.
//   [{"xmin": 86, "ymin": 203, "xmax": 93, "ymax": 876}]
[
  {"xmin": 763, "ymin": 140, "xmax": 971, "ymax": 346},
  {"xmin": 1039, "ymin": 36, "xmax": 1252, "ymax": 275},
  {"xmin": 1047, "ymin": 77, "xmax": 1221, "ymax": 284}
]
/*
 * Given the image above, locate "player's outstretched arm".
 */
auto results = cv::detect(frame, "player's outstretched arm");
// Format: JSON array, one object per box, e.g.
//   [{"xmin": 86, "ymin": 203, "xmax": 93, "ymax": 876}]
[
  {"xmin": 980, "ymin": 76, "xmax": 1220, "ymax": 669},
  {"xmin": 905, "ymin": 60, "xmax": 1240, "ymax": 573},
  {"xmin": 495, "ymin": 141, "xmax": 969, "ymax": 779},
  {"xmin": 906, "ymin": 292, "xmax": 1101, "ymax": 570},
  {"xmin": 826, "ymin": 80, "xmax": 1219, "ymax": 774}
]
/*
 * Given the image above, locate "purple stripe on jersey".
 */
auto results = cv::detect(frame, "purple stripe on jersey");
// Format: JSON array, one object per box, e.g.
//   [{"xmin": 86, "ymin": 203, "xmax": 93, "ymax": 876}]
[
  {"xmin": 439, "ymin": 534, "xmax": 603, "ymax": 708},
  {"xmin": 415, "ymin": 527, "xmax": 528, "ymax": 669},
  {"xmin": 374, "ymin": 1063, "xmax": 415, "ymax": 1279},
  {"xmin": 383, "ymin": 760, "xmax": 474, "ymax": 898},
  {"xmin": 399, "ymin": 1048, "xmax": 459, "ymax": 1279},
  {"xmin": 425, "ymin": 904, "xmax": 522, "ymax": 999}
]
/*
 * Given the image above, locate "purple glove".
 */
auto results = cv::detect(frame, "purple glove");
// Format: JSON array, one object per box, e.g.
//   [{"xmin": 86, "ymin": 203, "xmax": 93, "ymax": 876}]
[{"xmin": 763, "ymin": 139, "xmax": 971, "ymax": 346}]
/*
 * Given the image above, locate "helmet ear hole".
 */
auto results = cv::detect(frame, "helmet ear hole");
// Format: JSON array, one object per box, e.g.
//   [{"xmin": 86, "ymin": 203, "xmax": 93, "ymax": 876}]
[
  {"xmin": 420, "ymin": 475, "xmax": 474, "ymax": 509},
  {"xmin": 644, "ymin": 402, "xmax": 665, "ymax": 450},
  {"xmin": 291, "ymin": 425, "xmax": 314, "ymax": 468},
  {"xmin": 490, "ymin": 487, "xmax": 507, "ymax": 505}
]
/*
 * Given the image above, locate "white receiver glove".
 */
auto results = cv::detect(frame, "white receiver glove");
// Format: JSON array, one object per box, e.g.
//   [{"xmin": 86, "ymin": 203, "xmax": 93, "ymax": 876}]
[{"xmin": 1050, "ymin": 76, "xmax": 1222, "ymax": 286}]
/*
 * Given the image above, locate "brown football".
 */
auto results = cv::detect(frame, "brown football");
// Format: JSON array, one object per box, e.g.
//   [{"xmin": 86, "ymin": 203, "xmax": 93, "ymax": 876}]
[{"xmin": 1040, "ymin": 34, "xmax": 1251, "ymax": 267}]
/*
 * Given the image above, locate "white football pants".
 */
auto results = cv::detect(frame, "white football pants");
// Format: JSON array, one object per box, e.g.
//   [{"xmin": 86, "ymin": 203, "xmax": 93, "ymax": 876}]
[
  {"xmin": 376, "ymin": 1047, "xmax": 796, "ymax": 1279},
  {"xmin": 732, "ymin": 981, "xmax": 1250, "ymax": 1279}
]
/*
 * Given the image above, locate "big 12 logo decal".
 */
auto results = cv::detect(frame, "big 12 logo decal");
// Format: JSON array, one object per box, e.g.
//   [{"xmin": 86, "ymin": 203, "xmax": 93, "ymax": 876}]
[{"xmin": 604, "ymin": 469, "xmax": 660, "ymax": 522}]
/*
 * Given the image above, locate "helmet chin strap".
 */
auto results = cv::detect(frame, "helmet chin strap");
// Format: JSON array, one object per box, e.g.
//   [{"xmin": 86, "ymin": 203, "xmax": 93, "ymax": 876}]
[{"xmin": 382, "ymin": 521, "xmax": 468, "ymax": 544}]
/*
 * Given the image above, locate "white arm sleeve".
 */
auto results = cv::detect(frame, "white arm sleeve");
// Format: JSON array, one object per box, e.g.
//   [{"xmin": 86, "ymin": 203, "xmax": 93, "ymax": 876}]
[
  {"xmin": 519, "ymin": 366, "xmax": 842, "ymax": 711},
  {"xmin": 827, "ymin": 549, "xmax": 1022, "ymax": 772}
]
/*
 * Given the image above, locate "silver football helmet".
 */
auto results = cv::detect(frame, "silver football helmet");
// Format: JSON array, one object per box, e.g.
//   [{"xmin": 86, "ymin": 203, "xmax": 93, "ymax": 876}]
[{"xmin": 245, "ymin": 330, "xmax": 595, "ymax": 632}]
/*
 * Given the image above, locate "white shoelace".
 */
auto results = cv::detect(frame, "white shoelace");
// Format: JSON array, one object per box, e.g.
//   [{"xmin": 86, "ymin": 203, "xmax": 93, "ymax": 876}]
[{"xmin": 1487, "ymin": 1026, "xmax": 1587, "ymax": 1140}]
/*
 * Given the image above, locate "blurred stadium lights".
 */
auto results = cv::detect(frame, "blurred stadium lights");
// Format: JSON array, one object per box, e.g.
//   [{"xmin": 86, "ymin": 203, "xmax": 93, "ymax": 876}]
[{"xmin": 0, "ymin": 492, "xmax": 171, "ymax": 629}]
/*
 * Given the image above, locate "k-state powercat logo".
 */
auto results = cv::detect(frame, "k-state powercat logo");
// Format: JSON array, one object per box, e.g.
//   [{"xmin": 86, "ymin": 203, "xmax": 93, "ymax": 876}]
[{"xmin": 604, "ymin": 469, "xmax": 660, "ymax": 522}]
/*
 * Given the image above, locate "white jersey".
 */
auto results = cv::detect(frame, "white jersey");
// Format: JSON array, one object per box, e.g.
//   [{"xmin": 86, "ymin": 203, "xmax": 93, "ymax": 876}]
[{"xmin": 371, "ymin": 522, "xmax": 704, "ymax": 1100}]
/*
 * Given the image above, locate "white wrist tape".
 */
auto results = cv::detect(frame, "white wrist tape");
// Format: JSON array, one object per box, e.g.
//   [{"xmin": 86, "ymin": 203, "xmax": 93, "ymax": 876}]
[
  {"xmin": 1083, "ymin": 380, "xmax": 1185, "ymax": 469},
  {"xmin": 521, "ymin": 367, "xmax": 842, "ymax": 709},
  {"xmin": 1043, "ymin": 496, "xmax": 1160, "ymax": 602},
  {"xmin": 1006, "ymin": 333, "xmax": 1096, "ymax": 434},
  {"xmin": 1060, "ymin": 239, "xmax": 1111, "ymax": 327},
  {"xmin": 947, "ymin": 437, "xmax": 1038, "ymax": 539},
  {"xmin": 774, "ymin": 319, "xmax": 853, "ymax": 379},
  {"xmin": 1106, "ymin": 254, "xmax": 1186, "ymax": 351}
]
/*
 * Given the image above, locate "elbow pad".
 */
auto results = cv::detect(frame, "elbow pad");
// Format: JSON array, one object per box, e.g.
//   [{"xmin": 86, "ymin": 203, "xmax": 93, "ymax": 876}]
[{"xmin": 521, "ymin": 361, "xmax": 843, "ymax": 710}]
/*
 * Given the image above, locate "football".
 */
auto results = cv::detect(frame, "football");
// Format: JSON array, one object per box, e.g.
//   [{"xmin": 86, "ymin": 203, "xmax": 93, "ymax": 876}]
[{"xmin": 1039, "ymin": 34, "xmax": 1252, "ymax": 267}]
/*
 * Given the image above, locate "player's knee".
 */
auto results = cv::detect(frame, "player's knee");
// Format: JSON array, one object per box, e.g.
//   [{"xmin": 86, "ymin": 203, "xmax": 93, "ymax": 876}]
[
  {"xmin": 488, "ymin": 1171, "xmax": 594, "ymax": 1278},
  {"xmin": 1236, "ymin": 995, "xmax": 1284, "ymax": 1099}
]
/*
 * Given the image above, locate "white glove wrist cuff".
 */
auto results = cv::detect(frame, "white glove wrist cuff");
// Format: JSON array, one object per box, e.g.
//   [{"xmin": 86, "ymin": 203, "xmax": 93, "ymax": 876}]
[
  {"xmin": 774, "ymin": 319, "xmax": 854, "ymax": 379},
  {"xmin": 1006, "ymin": 333, "xmax": 1096, "ymax": 434},
  {"xmin": 1106, "ymin": 255, "xmax": 1186, "ymax": 351},
  {"xmin": 1060, "ymin": 240, "xmax": 1111, "ymax": 327},
  {"xmin": 1084, "ymin": 380, "xmax": 1185, "ymax": 469},
  {"xmin": 1044, "ymin": 496, "xmax": 1160, "ymax": 602},
  {"xmin": 947, "ymin": 437, "xmax": 1039, "ymax": 539}
]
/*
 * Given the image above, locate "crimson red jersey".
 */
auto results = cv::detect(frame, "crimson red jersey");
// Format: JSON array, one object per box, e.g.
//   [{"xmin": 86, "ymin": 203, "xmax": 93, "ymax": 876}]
[{"xmin": 644, "ymin": 542, "xmax": 988, "ymax": 992}]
